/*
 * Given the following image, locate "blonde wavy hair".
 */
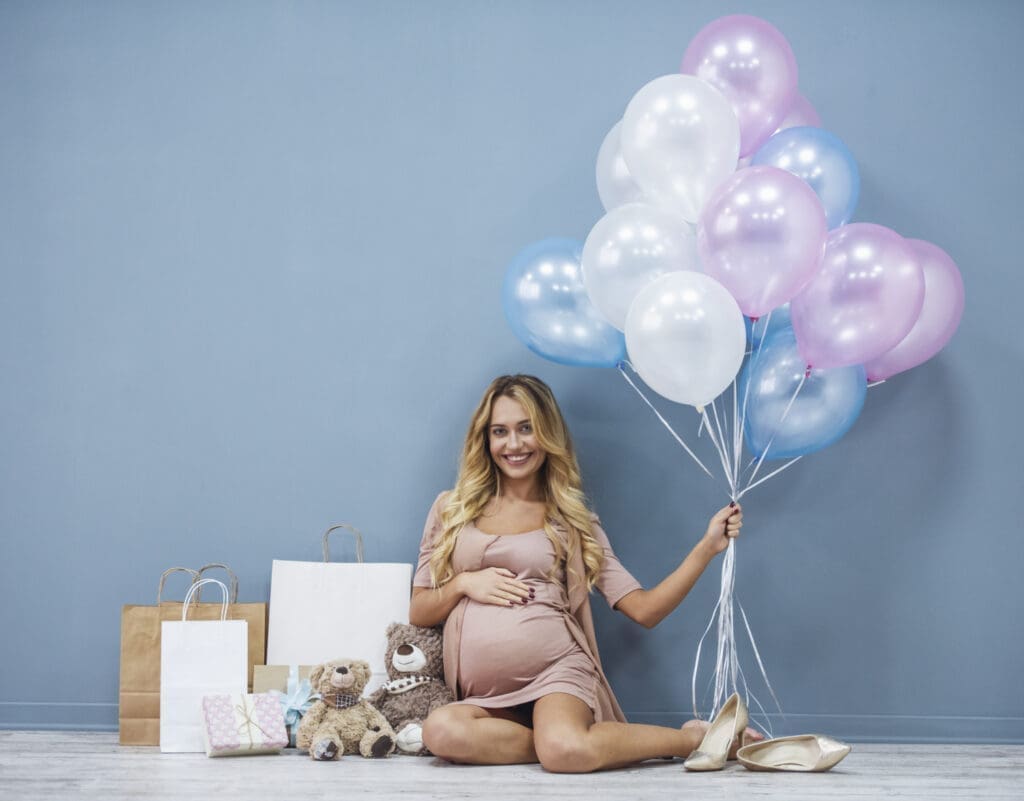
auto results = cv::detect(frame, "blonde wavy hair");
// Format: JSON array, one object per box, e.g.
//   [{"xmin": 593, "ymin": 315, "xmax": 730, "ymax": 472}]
[{"xmin": 428, "ymin": 374, "xmax": 604, "ymax": 591}]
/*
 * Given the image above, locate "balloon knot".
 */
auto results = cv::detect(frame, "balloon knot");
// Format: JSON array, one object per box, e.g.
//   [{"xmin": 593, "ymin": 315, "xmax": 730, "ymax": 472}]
[{"xmin": 804, "ymin": 365, "xmax": 812, "ymax": 378}]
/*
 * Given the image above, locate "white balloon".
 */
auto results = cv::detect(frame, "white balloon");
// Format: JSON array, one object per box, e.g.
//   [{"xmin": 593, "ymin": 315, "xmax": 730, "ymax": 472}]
[
  {"xmin": 625, "ymin": 271, "xmax": 746, "ymax": 409},
  {"xmin": 595, "ymin": 121, "xmax": 645, "ymax": 211},
  {"xmin": 581, "ymin": 202, "xmax": 698, "ymax": 331},
  {"xmin": 620, "ymin": 75, "xmax": 741, "ymax": 222}
]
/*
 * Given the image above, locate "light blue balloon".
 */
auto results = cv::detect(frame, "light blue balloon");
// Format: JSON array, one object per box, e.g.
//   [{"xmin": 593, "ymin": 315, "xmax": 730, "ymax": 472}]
[
  {"xmin": 751, "ymin": 126, "xmax": 860, "ymax": 230},
  {"xmin": 739, "ymin": 328, "xmax": 866, "ymax": 460},
  {"xmin": 744, "ymin": 303, "xmax": 792, "ymax": 348},
  {"xmin": 502, "ymin": 238, "xmax": 626, "ymax": 368}
]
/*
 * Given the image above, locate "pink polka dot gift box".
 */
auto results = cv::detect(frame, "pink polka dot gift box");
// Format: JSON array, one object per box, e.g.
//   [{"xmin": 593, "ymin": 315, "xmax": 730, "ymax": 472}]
[{"xmin": 201, "ymin": 693, "xmax": 289, "ymax": 757}]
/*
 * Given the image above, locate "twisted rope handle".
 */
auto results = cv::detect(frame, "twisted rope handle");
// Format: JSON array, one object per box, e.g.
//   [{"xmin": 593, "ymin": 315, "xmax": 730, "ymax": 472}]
[
  {"xmin": 194, "ymin": 563, "xmax": 240, "ymax": 603},
  {"xmin": 181, "ymin": 578, "xmax": 229, "ymax": 621},
  {"xmin": 321, "ymin": 523, "xmax": 365, "ymax": 563},
  {"xmin": 156, "ymin": 567, "xmax": 201, "ymax": 604}
]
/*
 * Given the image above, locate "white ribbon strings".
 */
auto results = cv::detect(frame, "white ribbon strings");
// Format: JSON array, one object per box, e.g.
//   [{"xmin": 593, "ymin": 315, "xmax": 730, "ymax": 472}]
[
  {"xmin": 618, "ymin": 363, "xmax": 715, "ymax": 479},
  {"xmin": 620, "ymin": 322, "xmax": 812, "ymax": 734}
]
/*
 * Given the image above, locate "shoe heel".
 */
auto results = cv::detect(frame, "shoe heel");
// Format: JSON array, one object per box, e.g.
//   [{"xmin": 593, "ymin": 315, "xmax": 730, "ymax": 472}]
[{"xmin": 683, "ymin": 693, "xmax": 748, "ymax": 772}]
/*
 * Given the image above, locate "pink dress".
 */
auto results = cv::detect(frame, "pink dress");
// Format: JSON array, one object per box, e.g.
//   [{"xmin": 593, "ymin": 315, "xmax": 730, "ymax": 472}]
[{"xmin": 413, "ymin": 493, "xmax": 641, "ymax": 720}]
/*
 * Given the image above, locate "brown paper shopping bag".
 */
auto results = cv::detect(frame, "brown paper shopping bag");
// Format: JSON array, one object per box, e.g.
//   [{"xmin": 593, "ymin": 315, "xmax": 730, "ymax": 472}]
[{"xmin": 118, "ymin": 565, "xmax": 268, "ymax": 745}]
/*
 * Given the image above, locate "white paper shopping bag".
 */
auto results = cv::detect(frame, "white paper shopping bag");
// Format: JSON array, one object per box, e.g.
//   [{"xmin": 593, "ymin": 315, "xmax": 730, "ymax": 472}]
[
  {"xmin": 266, "ymin": 524, "xmax": 412, "ymax": 694},
  {"xmin": 160, "ymin": 579, "xmax": 247, "ymax": 753}
]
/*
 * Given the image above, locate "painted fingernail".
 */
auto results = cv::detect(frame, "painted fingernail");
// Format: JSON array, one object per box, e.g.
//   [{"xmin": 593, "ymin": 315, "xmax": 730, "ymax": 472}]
[
  {"xmin": 508, "ymin": 601, "xmax": 514, "ymax": 607},
  {"xmin": 521, "ymin": 599, "xmax": 528, "ymax": 604},
  {"xmin": 729, "ymin": 502, "xmax": 736, "ymax": 508}
]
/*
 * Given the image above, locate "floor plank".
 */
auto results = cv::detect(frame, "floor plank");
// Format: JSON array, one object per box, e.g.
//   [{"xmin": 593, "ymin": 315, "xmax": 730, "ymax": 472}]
[{"xmin": 1, "ymin": 731, "xmax": 1022, "ymax": 800}]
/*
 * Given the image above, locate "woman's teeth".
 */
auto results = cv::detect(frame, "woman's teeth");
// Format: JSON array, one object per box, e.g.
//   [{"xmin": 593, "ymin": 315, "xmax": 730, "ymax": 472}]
[{"xmin": 504, "ymin": 454, "xmax": 530, "ymax": 464}]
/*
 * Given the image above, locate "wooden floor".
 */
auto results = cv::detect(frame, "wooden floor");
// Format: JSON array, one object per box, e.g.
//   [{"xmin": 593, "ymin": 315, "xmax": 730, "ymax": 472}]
[{"xmin": 1, "ymin": 731, "xmax": 1022, "ymax": 800}]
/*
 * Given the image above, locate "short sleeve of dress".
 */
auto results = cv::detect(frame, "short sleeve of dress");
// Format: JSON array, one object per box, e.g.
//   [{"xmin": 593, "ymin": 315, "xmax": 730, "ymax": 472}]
[
  {"xmin": 413, "ymin": 491, "xmax": 449, "ymax": 588},
  {"xmin": 591, "ymin": 517, "xmax": 643, "ymax": 608}
]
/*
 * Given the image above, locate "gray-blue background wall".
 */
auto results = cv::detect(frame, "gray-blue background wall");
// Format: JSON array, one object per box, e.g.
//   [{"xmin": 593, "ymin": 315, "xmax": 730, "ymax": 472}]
[{"xmin": 2, "ymin": 0, "xmax": 1021, "ymax": 741}]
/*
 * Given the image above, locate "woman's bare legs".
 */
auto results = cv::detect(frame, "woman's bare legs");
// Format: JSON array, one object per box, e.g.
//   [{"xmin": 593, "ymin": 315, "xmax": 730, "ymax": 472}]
[
  {"xmin": 533, "ymin": 694, "xmax": 764, "ymax": 773},
  {"xmin": 423, "ymin": 695, "xmax": 763, "ymax": 772},
  {"xmin": 422, "ymin": 703, "xmax": 537, "ymax": 765},
  {"xmin": 531, "ymin": 693, "xmax": 705, "ymax": 773}
]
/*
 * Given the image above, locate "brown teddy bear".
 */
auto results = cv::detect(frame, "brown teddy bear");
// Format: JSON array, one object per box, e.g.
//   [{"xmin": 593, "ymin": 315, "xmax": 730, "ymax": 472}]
[
  {"xmin": 295, "ymin": 658, "xmax": 397, "ymax": 760},
  {"xmin": 367, "ymin": 623, "xmax": 455, "ymax": 755}
]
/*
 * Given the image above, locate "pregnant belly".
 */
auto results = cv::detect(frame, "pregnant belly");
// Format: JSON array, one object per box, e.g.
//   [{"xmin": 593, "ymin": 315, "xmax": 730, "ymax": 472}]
[{"xmin": 456, "ymin": 599, "xmax": 581, "ymax": 697}]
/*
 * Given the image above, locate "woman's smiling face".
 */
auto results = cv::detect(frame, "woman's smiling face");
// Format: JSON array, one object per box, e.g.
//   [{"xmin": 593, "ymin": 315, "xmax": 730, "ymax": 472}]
[{"xmin": 488, "ymin": 395, "xmax": 546, "ymax": 483}]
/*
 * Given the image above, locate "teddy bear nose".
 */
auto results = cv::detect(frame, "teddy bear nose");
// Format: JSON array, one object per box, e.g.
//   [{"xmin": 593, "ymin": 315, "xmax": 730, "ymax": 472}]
[
  {"xmin": 397, "ymin": 645, "xmax": 413, "ymax": 656},
  {"xmin": 335, "ymin": 666, "xmax": 349, "ymax": 675}
]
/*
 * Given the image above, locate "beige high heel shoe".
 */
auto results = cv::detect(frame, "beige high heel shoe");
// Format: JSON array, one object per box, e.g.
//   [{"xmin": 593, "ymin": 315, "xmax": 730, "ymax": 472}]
[
  {"xmin": 683, "ymin": 692, "xmax": 749, "ymax": 771},
  {"xmin": 736, "ymin": 734, "xmax": 851, "ymax": 772}
]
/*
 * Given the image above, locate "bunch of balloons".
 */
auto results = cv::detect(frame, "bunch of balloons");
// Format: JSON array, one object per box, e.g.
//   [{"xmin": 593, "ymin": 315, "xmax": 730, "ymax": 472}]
[{"xmin": 503, "ymin": 13, "xmax": 964, "ymax": 466}]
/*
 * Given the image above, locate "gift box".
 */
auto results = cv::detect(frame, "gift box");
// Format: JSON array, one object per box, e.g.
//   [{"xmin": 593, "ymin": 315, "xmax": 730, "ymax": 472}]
[
  {"xmin": 201, "ymin": 693, "xmax": 289, "ymax": 757},
  {"xmin": 255, "ymin": 665, "xmax": 320, "ymax": 747}
]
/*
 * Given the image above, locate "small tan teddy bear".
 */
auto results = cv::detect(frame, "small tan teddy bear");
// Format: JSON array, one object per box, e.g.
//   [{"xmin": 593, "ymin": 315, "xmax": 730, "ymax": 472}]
[{"xmin": 295, "ymin": 658, "xmax": 397, "ymax": 760}]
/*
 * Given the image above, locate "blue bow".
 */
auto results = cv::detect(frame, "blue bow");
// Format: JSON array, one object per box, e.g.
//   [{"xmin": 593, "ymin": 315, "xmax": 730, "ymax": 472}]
[{"xmin": 271, "ymin": 666, "xmax": 320, "ymax": 747}]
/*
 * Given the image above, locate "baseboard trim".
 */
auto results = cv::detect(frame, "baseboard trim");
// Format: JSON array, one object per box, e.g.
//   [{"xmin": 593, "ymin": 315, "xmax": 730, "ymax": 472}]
[
  {"xmin": 632, "ymin": 711, "xmax": 1024, "ymax": 744},
  {"xmin": 3, "ymin": 702, "xmax": 1023, "ymax": 743},
  {"xmin": 0, "ymin": 702, "xmax": 118, "ymax": 731}
]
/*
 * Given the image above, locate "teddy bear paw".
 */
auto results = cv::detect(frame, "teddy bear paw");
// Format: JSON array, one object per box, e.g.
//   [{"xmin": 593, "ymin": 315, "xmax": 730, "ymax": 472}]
[
  {"xmin": 312, "ymin": 739, "xmax": 339, "ymax": 761},
  {"xmin": 370, "ymin": 732, "xmax": 394, "ymax": 758},
  {"xmin": 396, "ymin": 723, "xmax": 424, "ymax": 754}
]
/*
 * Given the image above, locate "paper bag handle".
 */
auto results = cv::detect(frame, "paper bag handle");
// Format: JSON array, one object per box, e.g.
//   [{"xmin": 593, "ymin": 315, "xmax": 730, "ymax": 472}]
[
  {"xmin": 321, "ymin": 523, "xmax": 365, "ymax": 563},
  {"xmin": 193, "ymin": 563, "xmax": 240, "ymax": 603},
  {"xmin": 181, "ymin": 578, "xmax": 229, "ymax": 621},
  {"xmin": 157, "ymin": 567, "xmax": 201, "ymax": 604}
]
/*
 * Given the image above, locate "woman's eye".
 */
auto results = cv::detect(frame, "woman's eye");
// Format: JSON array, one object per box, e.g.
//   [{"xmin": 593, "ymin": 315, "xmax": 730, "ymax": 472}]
[{"xmin": 520, "ymin": 425, "xmax": 532, "ymax": 434}]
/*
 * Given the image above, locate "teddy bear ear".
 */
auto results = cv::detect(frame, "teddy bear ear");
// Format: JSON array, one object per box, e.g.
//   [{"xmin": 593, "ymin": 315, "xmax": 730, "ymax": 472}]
[
  {"xmin": 309, "ymin": 664, "xmax": 325, "ymax": 686},
  {"xmin": 386, "ymin": 621, "xmax": 399, "ymax": 637}
]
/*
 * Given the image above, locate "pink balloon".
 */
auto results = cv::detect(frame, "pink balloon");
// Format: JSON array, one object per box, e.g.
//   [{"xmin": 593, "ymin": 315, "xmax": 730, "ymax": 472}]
[
  {"xmin": 681, "ymin": 15, "xmax": 799, "ymax": 157},
  {"xmin": 791, "ymin": 224, "xmax": 925, "ymax": 369},
  {"xmin": 863, "ymin": 240, "xmax": 964, "ymax": 380},
  {"xmin": 775, "ymin": 92, "xmax": 821, "ymax": 132},
  {"xmin": 698, "ymin": 166, "xmax": 827, "ymax": 318}
]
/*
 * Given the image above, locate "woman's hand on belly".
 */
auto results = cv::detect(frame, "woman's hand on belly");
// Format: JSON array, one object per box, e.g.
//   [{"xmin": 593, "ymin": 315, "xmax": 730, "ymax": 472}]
[{"xmin": 459, "ymin": 567, "xmax": 533, "ymax": 607}]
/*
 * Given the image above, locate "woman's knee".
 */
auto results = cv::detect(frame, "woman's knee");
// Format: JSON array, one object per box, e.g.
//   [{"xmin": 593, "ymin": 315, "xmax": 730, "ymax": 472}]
[
  {"xmin": 421, "ymin": 706, "xmax": 471, "ymax": 762},
  {"xmin": 534, "ymin": 731, "xmax": 599, "ymax": 774}
]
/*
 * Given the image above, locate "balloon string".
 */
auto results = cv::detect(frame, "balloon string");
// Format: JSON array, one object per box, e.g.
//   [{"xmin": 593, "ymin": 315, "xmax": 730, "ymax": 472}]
[
  {"xmin": 743, "ymin": 370, "xmax": 807, "ymax": 494},
  {"xmin": 736, "ymin": 456, "xmax": 802, "ymax": 501},
  {"xmin": 721, "ymin": 392, "xmax": 734, "ymax": 469},
  {"xmin": 687, "ymin": 313, "xmax": 789, "ymax": 736},
  {"xmin": 738, "ymin": 598, "xmax": 784, "ymax": 733},
  {"xmin": 617, "ymin": 363, "xmax": 714, "ymax": 479},
  {"xmin": 731, "ymin": 379, "xmax": 740, "ymax": 491},
  {"xmin": 691, "ymin": 591, "xmax": 722, "ymax": 719},
  {"xmin": 689, "ymin": 540, "xmax": 783, "ymax": 737},
  {"xmin": 701, "ymin": 407, "xmax": 736, "ymax": 498},
  {"xmin": 713, "ymin": 540, "xmax": 737, "ymax": 718},
  {"xmin": 713, "ymin": 540, "xmax": 736, "ymax": 713},
  {"xmin": 735, "ymin": 310, "xmax": 772, "ymax": 491},
  {"xmin": 709, "ymin": 400, "xmax": 735, "ymax": 497}
]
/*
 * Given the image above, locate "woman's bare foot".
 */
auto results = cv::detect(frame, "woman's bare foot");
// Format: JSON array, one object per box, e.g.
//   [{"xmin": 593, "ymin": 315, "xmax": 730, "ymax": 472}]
[{"xmin": 681, "ymin": 718, "xmax": 765, "ymax": 759}]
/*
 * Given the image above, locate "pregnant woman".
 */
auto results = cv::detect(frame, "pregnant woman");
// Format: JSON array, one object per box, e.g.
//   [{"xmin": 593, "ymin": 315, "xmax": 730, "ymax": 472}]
[{"xmin": 409, "ymin": 374, "xmax": 758, "ymax": 772}]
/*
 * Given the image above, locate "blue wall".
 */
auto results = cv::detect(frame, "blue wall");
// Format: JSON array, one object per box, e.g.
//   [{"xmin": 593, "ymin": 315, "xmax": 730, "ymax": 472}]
[{"xmin": 2, "ymin": 0, "xmax": 1022, "ymax": 742}]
